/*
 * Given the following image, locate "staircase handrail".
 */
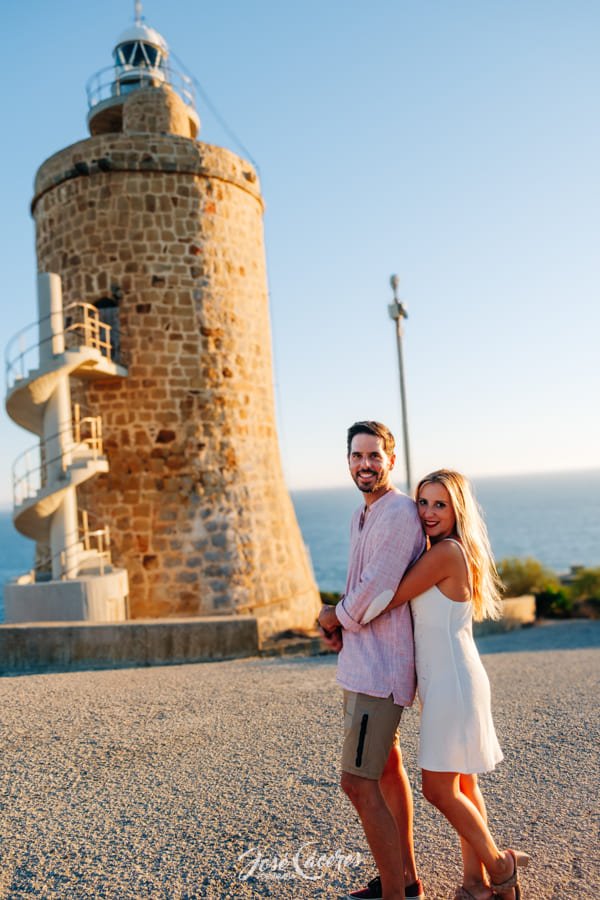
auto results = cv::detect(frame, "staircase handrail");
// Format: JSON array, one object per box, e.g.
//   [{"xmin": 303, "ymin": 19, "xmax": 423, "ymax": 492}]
[
  {"xmin": 12, "ymin": 406, "xmax": 105, "ymax": 506},
  {"xmin": 5, "ymin": 302, "xmax": 127, "ymax": 389},
  {"xmin": 5, "ymin": 313, "xmax": 53, "ymax": 387},
  {"xmin": 31, "ymin": 511, "xmax": 112, "ymax": 581}
]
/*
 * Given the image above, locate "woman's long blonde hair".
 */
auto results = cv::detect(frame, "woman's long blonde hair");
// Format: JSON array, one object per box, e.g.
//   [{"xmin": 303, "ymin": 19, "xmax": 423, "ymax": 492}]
[{"xmin": 416, "ymin": 469, "xmax": 503, "ymax": 621}]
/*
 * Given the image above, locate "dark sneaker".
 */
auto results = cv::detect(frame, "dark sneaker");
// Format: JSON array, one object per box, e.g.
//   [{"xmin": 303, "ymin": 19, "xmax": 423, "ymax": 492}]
[
  {"xmin": 345, "ymin": 875, "xmax": 425, "ymax": 900},
  {"xmin": 406, "ymin": 880, "xmax": 425, "ymax": 900},
  {"xmin": 345, "ymin": 876, "xmax": 382, "ymax": 900}
]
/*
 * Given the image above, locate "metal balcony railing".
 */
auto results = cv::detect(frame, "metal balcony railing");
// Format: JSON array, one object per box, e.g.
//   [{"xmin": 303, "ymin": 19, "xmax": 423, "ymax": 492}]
[
  {"xmin": 64, "ymin": 301, "xmax": 113, "ymax": 357},
  {"xmin": 86, "ymin": 63, "xmax": 196, "ymax": 112}
]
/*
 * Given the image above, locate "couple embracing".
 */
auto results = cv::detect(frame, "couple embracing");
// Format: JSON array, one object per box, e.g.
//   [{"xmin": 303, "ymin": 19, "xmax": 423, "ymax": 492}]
[{"xmin": 317, "ymin": 421, "xmax": 529, "ymax": 900}]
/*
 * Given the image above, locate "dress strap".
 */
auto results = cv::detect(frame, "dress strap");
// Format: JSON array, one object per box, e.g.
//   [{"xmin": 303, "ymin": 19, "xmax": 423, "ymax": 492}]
[{"xmin": 442, "ymin": 538, "xmax": 472, "ymax": 595}]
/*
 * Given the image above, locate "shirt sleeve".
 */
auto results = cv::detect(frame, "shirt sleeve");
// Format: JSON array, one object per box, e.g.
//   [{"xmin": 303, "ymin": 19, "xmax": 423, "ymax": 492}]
[{"xmin": 336, "ymin": 500, "xmax": 424, "ymax": 633}]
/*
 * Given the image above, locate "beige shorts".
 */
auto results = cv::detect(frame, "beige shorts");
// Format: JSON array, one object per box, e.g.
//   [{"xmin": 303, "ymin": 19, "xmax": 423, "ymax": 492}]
[{"xmin": 341, "ymin": 690, "xmax": 403, "ymax": 780}]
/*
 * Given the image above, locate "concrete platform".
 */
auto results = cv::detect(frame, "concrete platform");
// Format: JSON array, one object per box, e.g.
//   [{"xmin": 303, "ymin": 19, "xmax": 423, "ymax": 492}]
[{"xmin": 0, "ymin": 615, "xmax": 259, "ymax": 675}]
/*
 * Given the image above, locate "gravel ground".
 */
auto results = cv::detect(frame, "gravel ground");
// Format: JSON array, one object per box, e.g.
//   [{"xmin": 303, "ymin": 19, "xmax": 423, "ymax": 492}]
[{"xmin": 0, "ymin": 619, "xmax": 598, "ymax": 899}]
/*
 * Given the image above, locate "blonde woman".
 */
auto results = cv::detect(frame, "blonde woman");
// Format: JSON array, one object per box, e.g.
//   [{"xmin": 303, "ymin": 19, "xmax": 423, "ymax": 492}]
[
  {"xmin": 320, "ymin": 470, "xmax": 529, "ymax": 899},
  {"xmin": 383, "ymin": 470, "xmax": 528, "ymax": 900}
]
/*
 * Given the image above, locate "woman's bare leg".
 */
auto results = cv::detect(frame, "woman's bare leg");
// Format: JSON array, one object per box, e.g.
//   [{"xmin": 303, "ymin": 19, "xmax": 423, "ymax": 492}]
[{"xmin": 421, "ymin": 770, "xmax": 518, "ymax": 899}]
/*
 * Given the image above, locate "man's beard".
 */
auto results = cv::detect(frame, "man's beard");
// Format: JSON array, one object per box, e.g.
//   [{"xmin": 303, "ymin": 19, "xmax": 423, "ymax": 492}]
[{"xmin": 353, "ymin": 469, "xmax": 387, "ymax": 493}]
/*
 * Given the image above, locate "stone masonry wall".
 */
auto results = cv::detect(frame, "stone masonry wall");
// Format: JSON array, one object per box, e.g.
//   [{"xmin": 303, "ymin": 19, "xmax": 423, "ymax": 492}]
[
  {"xmin": 31, "ymin": 88, "xmax": 320, "ymax": 639},
  {"xmin": 122, "ymin": 86, "xmax": 196, "ymax": 138}
]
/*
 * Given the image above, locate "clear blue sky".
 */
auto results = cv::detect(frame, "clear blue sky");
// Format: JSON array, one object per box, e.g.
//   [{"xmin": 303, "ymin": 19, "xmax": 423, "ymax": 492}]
[{"xmin": 1, "ymin": 0, "xmax": 598, "ymax": 504}]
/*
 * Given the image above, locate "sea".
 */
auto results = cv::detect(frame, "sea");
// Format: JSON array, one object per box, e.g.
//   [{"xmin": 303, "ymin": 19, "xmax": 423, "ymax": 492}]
[{"xmin": 1, "ymin": 469, "xmax": 599, "ymax": 619}]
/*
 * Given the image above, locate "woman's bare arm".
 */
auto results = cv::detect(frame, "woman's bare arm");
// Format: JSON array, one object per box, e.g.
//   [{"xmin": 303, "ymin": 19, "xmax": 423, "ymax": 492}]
[{"xmin": 386, "ymin": 541, "xmax": 458, "ymax": 609}]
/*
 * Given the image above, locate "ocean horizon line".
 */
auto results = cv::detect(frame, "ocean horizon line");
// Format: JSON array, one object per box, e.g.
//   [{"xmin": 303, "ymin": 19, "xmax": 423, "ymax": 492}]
[
  {"xmin": 1, "ymin": 465, "xmax": 598, "ymax": 510},
  {"xmin": 289, "ymin": 466, "xmax": 600, "ymax": 494}
]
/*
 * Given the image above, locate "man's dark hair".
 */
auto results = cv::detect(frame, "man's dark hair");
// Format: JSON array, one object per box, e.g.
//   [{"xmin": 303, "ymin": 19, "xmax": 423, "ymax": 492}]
[{"xmin": 347, "ymin": 421, "xmax": 396, "ymax": 457}]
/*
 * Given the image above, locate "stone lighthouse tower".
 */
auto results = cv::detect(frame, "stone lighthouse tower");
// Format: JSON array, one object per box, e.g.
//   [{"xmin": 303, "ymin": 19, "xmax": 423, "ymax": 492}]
[{"xmin": 17, "ymin": 9, "xmax": 320, "ymax": 638}]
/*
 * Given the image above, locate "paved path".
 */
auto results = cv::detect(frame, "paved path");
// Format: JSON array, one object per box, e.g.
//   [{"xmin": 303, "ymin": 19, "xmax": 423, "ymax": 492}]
[{"xmin": 0, "ymin": 619, "xmax": 598, "ymax": 899}]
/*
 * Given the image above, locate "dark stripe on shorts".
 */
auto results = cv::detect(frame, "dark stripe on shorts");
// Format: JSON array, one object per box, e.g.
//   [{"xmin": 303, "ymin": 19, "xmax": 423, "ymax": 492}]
[{"xmin": 355, "ymin": 714, "xmax": 369, "ymax": 767}]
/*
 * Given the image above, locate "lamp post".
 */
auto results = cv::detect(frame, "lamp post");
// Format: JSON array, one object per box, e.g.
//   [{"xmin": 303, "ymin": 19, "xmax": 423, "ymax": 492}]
[{"xmin": 388, "ymin": 274, "xmax": 412, "ymax": 493}]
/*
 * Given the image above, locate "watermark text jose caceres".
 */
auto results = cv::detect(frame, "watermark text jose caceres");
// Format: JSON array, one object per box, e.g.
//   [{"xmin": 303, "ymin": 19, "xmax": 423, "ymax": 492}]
[{"xmin": 238, "ymin": 841, "xmax": 363, "ymax": 882}]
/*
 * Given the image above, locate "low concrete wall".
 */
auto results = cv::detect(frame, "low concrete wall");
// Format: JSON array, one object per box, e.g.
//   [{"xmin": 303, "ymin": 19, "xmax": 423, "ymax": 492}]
[
  {"xmin": 474, "ymin": 595, "xmax": 536, "ymax": 637},
  {"xmin": 0, "ymin": 615, "xmax": 259, "ymax": 675}
]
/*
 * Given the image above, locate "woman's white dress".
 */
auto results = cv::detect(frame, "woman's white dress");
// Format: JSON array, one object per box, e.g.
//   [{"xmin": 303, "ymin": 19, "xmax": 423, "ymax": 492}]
[{"xmin": 411, "ymin": 546, "xmax": 503, "ymax": 773}]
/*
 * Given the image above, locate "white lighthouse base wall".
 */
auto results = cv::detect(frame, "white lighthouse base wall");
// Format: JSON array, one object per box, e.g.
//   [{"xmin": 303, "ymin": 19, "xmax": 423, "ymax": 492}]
[{"xmin": 3, "ymin": 570, "xmax": 129, "ymax": 624}]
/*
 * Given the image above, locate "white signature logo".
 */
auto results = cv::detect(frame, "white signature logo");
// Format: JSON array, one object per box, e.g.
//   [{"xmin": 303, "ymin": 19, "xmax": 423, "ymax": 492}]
[{"xmin": 238, "ymin": 842, "xmax": 364, "ymax": 881}]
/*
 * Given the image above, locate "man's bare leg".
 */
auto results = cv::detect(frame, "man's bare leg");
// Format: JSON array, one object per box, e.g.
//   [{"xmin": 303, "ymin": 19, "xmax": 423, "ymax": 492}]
[
  {"xmin": 342, "ymin": 770, "xmax": 405, "ymax": 900},
  {"xmin": 379, "ymin": 743, "xmax": 418, "ymax": 886}
]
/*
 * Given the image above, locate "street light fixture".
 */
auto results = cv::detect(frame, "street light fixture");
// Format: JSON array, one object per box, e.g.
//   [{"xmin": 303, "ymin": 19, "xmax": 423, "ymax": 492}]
[{"xmin": 388, "ymin": 274, "xmax": 412, "ymax": 493}]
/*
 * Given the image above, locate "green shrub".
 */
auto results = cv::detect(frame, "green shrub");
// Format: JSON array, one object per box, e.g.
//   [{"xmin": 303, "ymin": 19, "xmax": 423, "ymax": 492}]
[
  {"xmin": 497, "ymin": 557, "xmax": 559, "ymax": 597},
  {"xmin": 535, "ymin": 585, "xmax": 573, "ymax": 618},
  {"xmin": 320, "ymin": 591, "xmax": 341, "ymax": 607},
  {"xmin": 569, "ymin": 567, "xmax": 600, "ymax": 602},
  {"xmin": 575, "ymin": 597, "xmax": 600, "ymax": 619},
  {"xmin": 568, "ymin": 568, "xmax": 600, "ymax": 619}
]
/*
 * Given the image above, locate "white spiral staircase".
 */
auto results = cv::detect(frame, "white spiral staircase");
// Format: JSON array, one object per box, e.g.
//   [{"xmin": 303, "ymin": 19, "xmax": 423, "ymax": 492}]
[{"xmin": 3, "ymin": 273, "xmax": 130, "ymax": 623}]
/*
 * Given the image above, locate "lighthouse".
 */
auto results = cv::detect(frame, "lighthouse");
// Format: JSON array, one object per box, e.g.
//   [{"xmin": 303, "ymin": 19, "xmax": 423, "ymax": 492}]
[{"xmin": 4, "ymin": 8, "xmax": 320, "ymax": 639}]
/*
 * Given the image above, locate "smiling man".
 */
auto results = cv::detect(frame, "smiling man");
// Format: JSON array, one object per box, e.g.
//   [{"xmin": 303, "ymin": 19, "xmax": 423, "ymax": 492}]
[{"xmin": 318, "ymin": 421, "xmax": 425, "ymax": 900}]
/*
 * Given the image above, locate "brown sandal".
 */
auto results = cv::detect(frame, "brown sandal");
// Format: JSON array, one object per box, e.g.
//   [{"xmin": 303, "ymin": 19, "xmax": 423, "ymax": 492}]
[
  {"xmin": 454, "ymin": 887, "xmax": 496, "ymax": 900},
  {"xmin": 490, "ymin": 849, "xmax": 530, "ymax": 899}
]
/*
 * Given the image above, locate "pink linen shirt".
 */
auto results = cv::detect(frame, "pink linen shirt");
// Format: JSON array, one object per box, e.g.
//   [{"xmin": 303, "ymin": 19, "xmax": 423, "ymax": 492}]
[{"xmin": 335, "ymin": 488, "xmax": 425, "ymax": 706}]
